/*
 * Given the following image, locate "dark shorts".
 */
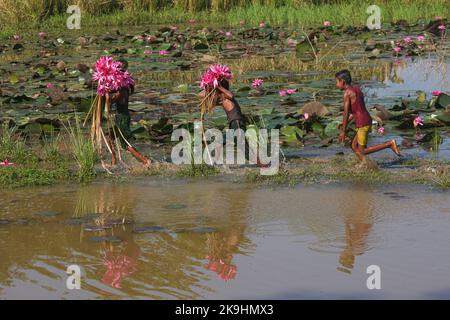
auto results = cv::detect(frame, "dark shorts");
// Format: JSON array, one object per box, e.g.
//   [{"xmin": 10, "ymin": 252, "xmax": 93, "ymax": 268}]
[{"xmin": 109, "ymin": 113, "xmax": 132, "ymax": 148}]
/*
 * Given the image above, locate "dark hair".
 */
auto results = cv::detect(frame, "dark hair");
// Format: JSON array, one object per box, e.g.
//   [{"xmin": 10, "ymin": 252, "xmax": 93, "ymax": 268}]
[
  {"xmin": 117, "ymin": 58, "xmax": 128, "ymax": 70},
  {"xmin": 220, "ymin": 78, "xmax": 230, "ymax": 90},
  {"xmin": 335, "ymin": 69, "xmax": 352, "ymax": 84}
]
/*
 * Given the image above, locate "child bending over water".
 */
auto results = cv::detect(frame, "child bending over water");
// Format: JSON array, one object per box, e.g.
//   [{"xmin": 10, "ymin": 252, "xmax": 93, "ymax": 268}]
[{"xmin": 335, "ymin": 69, "xmax": 401, "ymax": 162}]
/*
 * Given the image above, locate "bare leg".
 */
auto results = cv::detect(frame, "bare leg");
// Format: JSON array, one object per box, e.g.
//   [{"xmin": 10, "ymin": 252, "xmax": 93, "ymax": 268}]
[
  {"xmin": 126, "ymin": 146, "xmax": 151, "ymax": 167},
  {"xmin": 108, "ymin": 135, "xmax": 117, "ymax": 166},
  {"xmin": 363, "ymin": 139, "xmax": 401, "ymax": 156},
  {"xmin": 352, "ymin": 136, "xmax": 365, "ymax": 162}
]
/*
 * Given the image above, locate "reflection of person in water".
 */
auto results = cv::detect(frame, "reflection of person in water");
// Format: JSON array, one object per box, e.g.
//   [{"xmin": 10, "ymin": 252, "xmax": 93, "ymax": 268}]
[
  {"xmin": 102, "ymin": 239, "xmax": 141, "ymax": 289},
  {"xmin": 75, "ymin": 184, "xmax": 141, "ymax": 289},
  {"xmin": 204, "ymin": 189, "xmax": 249, "ymax": 282},
  {"xmin": 338, "ymin": 190, "xmax": 373, "ymax": 273}
]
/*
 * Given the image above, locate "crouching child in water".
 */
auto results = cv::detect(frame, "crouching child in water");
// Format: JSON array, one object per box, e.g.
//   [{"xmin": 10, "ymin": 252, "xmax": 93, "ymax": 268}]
[
  {"xmin": 335, "ymin": 69, "xmax": 401, "ymax": 162},
  {"xmin": 107, "ymin": 59, "xmax": 151, "ymax": 167}
]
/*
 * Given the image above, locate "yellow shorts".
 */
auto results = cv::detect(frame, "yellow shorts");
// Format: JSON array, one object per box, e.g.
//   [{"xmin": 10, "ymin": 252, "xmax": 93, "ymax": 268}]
[{"xmin": 356, "ymin": 125, "xmax": 371, "ymax": 146}]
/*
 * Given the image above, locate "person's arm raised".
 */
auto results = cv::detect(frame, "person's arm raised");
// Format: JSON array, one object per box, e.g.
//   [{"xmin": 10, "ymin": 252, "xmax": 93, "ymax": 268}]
[{"xmin": 216, "ymin": 85, "xmax": 234, "ymax": 100}]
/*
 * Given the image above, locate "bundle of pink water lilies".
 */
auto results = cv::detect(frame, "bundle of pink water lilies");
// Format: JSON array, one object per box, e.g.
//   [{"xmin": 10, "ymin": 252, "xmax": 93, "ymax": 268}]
[
  {"xmin": 92, "ymin": 56, "xmax": 134, "ymax": 96},
  {"xmin": 200, "ymin": 64, "xmax": 233, "ymax": 89}
]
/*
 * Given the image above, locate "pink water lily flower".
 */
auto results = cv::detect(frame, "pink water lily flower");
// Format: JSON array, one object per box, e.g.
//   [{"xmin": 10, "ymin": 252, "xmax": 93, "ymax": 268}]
[
  {"xmin": 279, "ymin": 91, "xmax": 287, "ymax": 96},
  {"xmin": 438, "ymin": 25, "xmax": 446, "ymax": 30},
  {"xmin": 323, "ymin": 21, "xmax": 331, "ymax": 27},
  {"xmin": 259, "ymin": 22, "xmax": 265, "ymax": 28},
  {"xmin": 432, "ymin": 91, "xmax": 442, "ymax": 96},
  {"xmin": 377, "ymin": 127, "xmax": 385, "ymax": 135},
  {"xmin": 417, "ymin": 35, "xmax": 425, "ymax": 42},
  {"xmin": 286, "ymin": 89, "xmax": 297, "ymax": 95},
  {"xmin": 144, "ymin": 50, "xmax": 152, "ymax": 55},
  {"xmin": 159, "ymin": 50, "xmax": 169, "ymax": 56},
  {"xmin": 13, "ymin": 34, "xmax": 21, "ymax": 41},
  {"xmin": 435, "ymin": 16, "xmax": 443, "ymax": 20},
  {"xmin": 0, "ymin": 159, "xmax": 15, "ymax": 166},
  {"xmin": 413, "ymin": 116, "xmax": 424, "ymax": 128},
  {"xmin": 46, "ymin": 83, "xmax": 54, "ymax": 89},
  {"xmin": 225, "ymin": 31, "xmax": 232, "ymax": 37},
  {"xmin": 252, "ymin": 79, "xmax": 263, "ymax": 89},
  {"xmin": 38, "ymin": 32, "xmax": 46, "ymax": 39},
  {"xmin": 304, "ymin": 113, "xmax": 310, "ymax": 120},
  {"xmin": 287, "ymin": 38, "xmax": 296, "ymax": 47},
  {"xmin": 393, "ymin": 47, "xmax": 402, "ymax": 53},
  {"xmin": 404, "ymin": 37, "xmax": 412, "ymax": 43},
  {"xmin": 146, "ymin": 36, "xmax": 157, "ymax": 43}
]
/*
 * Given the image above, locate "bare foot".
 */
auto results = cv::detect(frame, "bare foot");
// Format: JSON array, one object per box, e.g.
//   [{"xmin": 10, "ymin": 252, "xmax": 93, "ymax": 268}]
[
  {"xmin": 143, "ymin": 159, "xmax": 151, "ymax": 168},
  {"xmin": 390, "ymin": 140, "xmax": 402, "ymax": 156}
]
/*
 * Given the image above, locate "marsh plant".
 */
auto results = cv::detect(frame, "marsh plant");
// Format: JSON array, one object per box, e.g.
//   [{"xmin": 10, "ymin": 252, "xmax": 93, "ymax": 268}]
[
  {"xmin": 0, "ymin": 123, "xmax": 31, "ymax": 164},
  {"xmin": 65, "ymin": 117, "xmax": 97, "ymax": 183}
]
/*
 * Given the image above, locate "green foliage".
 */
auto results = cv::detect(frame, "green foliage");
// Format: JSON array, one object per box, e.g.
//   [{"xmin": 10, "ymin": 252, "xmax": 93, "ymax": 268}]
[{"xmin": 65, "ymin": 117, "xmax": 98, "ymax": 183}]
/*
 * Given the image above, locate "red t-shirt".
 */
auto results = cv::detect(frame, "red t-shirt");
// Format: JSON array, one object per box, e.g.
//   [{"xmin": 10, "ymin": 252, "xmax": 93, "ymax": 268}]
[{"xmin": 348, "ymin": 85, "xmax": 372, "ymax": 128}]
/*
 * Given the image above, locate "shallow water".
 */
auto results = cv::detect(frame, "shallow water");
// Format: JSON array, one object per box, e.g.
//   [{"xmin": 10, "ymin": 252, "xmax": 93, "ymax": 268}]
[{"xmin": 1, "ymin": 179, "xmax": 449, "ymax": 299}]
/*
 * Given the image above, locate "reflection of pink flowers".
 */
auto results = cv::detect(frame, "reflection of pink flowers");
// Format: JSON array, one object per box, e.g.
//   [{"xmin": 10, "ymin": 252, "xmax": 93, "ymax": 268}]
[
  {"xmin": 0, "ymin": 159, "xmax": 15, "ymax": 166},
  {"xmin": 200, "ymin": 64, "xmax": 233, "ymax": 89},
  {"xmin": 323, "ymin": 21, "xmax": 331, "ymax": 27},
  {"xmin": 102, "ymin": 253, "xmax": 137, "ymax": 289},
  {"xmin": 417, "ymin": 35, "xmax": 425, "ymax": 42},
  {"xmin": 252, "ymin": 79, "xmax": 263, "ymax": 89},
  {"xmin": 432, "ymin": 91, "xmax": 442, "ymax": 96},
  {"xmin": 377, "ymin": 127, "xmax": 385, "ymax": 135},
  {"xmin": 92, "ymin": 56, "xmax": 135, "ymax": 96},
  {"xmin": 413, "ymin": 116, "xmax": 424, "ymax": 128},
  {"xmin": 205, "ymin": 259, "xmax": 237, "ymax": 282}
]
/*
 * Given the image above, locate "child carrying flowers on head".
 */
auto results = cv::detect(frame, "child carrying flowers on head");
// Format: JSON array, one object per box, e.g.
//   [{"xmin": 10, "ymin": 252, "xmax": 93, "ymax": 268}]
[
  {"xmin": 335, "ymin": 69, "xmax": 401, "ymax": 162},
  {"xmin": 91, "ymin": 57, "xmax": 150, "ymax": 167},
  {"xmin": 199, "ymin": 64, "xmax": 265, "ymax": 167}
]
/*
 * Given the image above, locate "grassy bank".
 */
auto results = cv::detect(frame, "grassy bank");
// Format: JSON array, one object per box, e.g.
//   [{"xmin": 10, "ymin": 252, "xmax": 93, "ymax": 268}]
[
  {"xmin": 1, "ymin": 120, "xmax": 449, "ymax": 189},
  {"xmin": 0, "ymin": 0, "xmax": 448, "ymax": 36}
]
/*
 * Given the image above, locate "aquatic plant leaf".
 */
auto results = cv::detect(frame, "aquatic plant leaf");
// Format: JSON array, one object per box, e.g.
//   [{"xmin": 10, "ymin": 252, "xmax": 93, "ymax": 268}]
[
  {"xmin": 280, "ymin": 125, "xmax": 304, "ymax": 143},
  {"xmin": 324, "ymin": 120, "xmax": 341, "ymax": 138}
]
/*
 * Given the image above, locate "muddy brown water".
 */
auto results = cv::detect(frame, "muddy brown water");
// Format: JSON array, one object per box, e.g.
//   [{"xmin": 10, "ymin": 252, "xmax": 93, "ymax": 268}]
[{"xmin": 0, "ymin": 178, "xmax": 449, "ymax": 299}]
